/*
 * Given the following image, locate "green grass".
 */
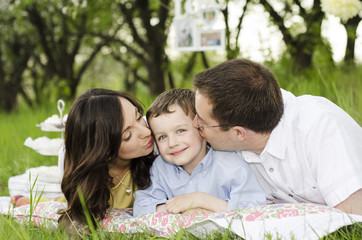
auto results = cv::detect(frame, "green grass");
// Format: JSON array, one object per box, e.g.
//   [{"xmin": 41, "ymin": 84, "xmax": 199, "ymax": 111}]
[{"xmin": 0, "ymin": 62, "xmax": 362, "ymax": 239}]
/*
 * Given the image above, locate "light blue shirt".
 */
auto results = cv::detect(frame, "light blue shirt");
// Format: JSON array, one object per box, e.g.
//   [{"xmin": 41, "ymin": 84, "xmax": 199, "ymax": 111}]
[{"xmin": 133, "ymin": 148, "xmax": 266, "ymax": 216}]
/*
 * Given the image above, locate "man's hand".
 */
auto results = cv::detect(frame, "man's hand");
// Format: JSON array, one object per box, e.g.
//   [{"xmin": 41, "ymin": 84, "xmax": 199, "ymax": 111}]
[{"xmin": 335, "ymin": 188, "xmax": 362, "ymax": 215}]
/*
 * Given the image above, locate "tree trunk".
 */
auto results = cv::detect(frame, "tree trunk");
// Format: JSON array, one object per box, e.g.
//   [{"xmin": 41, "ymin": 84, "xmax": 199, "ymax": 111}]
[
  {"xmin": 343, "ymin": 16, "xmax": 361, "ymax": 64},
  {"xmin": 146, "ymin": 60, "xmax": 165, "ymax": 95},
  {"xmin": 0, "ymin": 82, "xmax": 21, "ymax": 112}
]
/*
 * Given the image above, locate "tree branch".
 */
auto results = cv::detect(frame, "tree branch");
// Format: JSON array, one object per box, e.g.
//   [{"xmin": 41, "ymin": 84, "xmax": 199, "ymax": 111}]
[
  {"xmin": 118, "ymin": 2, "xmax": 146, "ymax": 47},
  {"xmin": 258, "ymin": 0, "xmax": 294, "ymax": 45}
]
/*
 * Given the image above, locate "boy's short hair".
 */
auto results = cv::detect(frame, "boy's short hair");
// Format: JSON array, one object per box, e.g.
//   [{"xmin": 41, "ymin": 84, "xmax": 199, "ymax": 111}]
[
  {"xmin": 193, "ymin": 58, "xmax": 284, "ymax": 133},
  {"xmin": 147, "ymin": 88, "xmax": 196, "ymax": 121}
]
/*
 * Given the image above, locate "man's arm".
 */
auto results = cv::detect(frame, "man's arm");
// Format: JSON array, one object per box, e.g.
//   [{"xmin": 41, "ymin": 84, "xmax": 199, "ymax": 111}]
[
  {"xmin": 165, "ymin": 192, "xmax": 228, "ymax": 214},
  {"xmin": 334, "ymin": 188, "xmax": 362, "ymax": 216}
]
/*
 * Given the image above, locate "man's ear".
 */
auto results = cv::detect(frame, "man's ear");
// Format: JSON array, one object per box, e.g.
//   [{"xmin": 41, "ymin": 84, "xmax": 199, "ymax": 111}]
[{"xmin": 232, "ymin": 126, "xmax": 247, "ymax": 142}]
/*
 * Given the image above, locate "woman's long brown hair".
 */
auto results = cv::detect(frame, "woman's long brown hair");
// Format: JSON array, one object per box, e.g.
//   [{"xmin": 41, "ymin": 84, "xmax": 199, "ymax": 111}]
[{"xmin": 58, "ymin": 88, "xmax": 155, "ymax": 228}]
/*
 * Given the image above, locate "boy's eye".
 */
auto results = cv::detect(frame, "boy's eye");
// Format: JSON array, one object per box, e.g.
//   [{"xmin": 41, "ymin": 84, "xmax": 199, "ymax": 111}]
[
  {"xmin": 158, "ymin": 135, "xmax": 166, "ymax": 141},
  {"xmin": 177, "ymin": 129, "xmax": 185, "ymax": 134}
]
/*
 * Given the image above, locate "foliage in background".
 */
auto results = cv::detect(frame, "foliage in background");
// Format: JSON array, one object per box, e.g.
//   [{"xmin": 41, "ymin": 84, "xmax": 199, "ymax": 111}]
[
  {"xmin": 1, "ymin": 0, "xmax": 361, "ymax": 112},
  {"xmin": 108, "ymin": 0, "xmax": 173, "ymax": 96},
  {"xmin": 0, "ymin": 1, "xmax": 36, "ymax": 112}
]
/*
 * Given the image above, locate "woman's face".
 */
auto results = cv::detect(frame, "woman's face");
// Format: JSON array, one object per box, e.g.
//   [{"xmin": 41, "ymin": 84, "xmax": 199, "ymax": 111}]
[{"xmin": 117, "ymin": 97, "xmax": 154, "ymax": 162}]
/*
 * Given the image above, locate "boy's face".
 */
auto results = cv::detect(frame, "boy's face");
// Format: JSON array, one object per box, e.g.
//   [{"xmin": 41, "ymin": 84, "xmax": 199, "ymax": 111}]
[{"xmin": 149, "ymin": 104, "xmax": 207, "ymax": 174}]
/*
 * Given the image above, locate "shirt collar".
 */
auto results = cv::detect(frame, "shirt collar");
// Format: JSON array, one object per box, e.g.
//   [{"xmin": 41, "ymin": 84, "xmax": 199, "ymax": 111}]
[
  {"xmin": 239, "ymin": 116, "xmax": 286, "ymax": 163},
  {"xmin": 262, "ymin": 115, "xmax": 286, "ymax": 160}
]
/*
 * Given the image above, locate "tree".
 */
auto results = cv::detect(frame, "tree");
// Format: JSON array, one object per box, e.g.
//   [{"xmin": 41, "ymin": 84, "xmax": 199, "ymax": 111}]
[
  {"xmin": 220, "ymin": 0, "xmax": 250, "ymax": 60},
  {"xmin": 108, "ymin": 0, "xmax": 173, "ymax": 96},
  {"xmin": 20, "ymin": 0, "xmax": 119, "ymax": 99},
  {"xmin": 258, "ymin": 0, "xmax": 332, "ymax": 70},
  {"xmin": 342, "ymin": 15, "xmax": 361, "ymax": 64},
  {"xmin": 0, "ymin": 3, "xmax": 36, "ymax": 112}
]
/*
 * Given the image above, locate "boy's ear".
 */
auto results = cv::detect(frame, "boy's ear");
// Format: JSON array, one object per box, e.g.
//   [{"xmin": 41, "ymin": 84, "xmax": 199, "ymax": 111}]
[{"xmin": 232, "ymin": 126, "xmax": 247, "ymax": 142}]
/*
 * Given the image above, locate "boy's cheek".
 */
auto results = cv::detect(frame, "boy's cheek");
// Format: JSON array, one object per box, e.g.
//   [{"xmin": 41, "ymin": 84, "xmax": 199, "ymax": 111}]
[{"xmin": 157, "ymin": 143, "xmax": 167, "ymax": 156}]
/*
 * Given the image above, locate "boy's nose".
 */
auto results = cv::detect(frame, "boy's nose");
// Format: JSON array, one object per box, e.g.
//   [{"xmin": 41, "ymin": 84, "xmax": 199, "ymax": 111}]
[{"xmin": 168, "ymin": 135, "xmax": 179, "ymax": 147}]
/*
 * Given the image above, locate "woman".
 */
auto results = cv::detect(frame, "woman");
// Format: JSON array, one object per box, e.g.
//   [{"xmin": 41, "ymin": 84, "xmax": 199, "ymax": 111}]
[{"xmin": 58, "ymin": 88, "xmax": 155, "ymax": 227}]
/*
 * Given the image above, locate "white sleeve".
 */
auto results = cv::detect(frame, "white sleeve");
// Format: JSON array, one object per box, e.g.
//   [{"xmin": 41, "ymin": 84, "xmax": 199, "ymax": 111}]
[{"xmin": 307, "ymin": 112, "xmax": 362, "ymax": 207}]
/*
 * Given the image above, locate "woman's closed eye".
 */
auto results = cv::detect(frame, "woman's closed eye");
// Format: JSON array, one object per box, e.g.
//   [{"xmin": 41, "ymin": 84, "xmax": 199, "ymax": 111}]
[
  {"xmin": 123, "ymin": 131, "xmax": 132, "ymax": 141},
  {"xmin": 123, "ymin": 113, "xmax": 142, "ymax": 141}
]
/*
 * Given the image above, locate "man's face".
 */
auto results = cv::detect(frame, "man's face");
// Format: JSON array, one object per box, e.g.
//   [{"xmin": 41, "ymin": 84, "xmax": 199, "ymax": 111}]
[{"xmin": 193, "ymin": 90, "xmax": 236, "ymax": 151}]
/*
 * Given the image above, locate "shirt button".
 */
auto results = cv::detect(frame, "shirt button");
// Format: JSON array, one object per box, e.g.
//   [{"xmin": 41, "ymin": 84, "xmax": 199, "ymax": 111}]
[
  {"xmin": 312, "ymin": 186, "xmax": 317, "ymax": 189},
  {"xmin": 189, "ymin": 181, "xmax": 193, "ymax": 185},
  {"xmin": 269, "ymin": 168, "xmax": 274, "ymax": 172}
]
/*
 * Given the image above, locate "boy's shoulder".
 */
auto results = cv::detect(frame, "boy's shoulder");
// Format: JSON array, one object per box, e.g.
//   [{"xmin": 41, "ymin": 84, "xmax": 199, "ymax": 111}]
[
  {"xmin": 211, "ymin": 149, "xmax": 248, "ymax": 167},
  {"xmin": 151, "ymin": 155, "xmax": 177, "ymax": 171}
]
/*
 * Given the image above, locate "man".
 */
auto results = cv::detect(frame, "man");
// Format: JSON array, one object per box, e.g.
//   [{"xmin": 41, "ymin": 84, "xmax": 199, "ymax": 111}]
[{"xmin": 192, "ymin": 58, "xmax": 362, "ymax": 215}]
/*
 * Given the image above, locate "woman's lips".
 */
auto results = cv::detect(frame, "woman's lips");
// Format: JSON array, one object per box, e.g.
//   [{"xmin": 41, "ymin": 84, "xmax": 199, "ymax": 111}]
[
  {"xmin": 171, "ymin": 148, "xmax": 187, "ymax": 156},
  {"xmin": 145, "ymin": 138, "xmax": 154, "ymax": 148}
]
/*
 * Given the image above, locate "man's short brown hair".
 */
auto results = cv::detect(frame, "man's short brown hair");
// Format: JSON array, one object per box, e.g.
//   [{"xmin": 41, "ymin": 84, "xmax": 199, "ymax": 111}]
[
  {"xmin": 193, "ymin": 58, "xmax": 284, "ymax": 133},
  {"xmin": 146, "ymin": 88, "xmax": 196, "ymax": 121}
]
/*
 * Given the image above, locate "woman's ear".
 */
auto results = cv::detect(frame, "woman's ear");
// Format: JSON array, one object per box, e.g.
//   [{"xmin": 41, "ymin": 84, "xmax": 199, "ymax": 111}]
[{"xmin": 232, "ymin": 126, "xmax": 247, "ymax": 142}]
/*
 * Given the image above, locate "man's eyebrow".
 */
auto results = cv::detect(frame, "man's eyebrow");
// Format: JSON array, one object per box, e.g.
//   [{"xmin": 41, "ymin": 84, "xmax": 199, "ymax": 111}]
[{"xmin": 122, "ymin": 107, "xmax": 138, "ymax": 134}]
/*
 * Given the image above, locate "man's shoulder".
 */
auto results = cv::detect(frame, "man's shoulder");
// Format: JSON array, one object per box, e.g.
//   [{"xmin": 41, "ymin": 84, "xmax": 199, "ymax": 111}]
[
  {"xmin": 282, "ymin": 89, "xmax": 342, "ymax": 128},
  {"xmin": 283, "ymin": 89, "xmax": 338, "ymax": 115}
]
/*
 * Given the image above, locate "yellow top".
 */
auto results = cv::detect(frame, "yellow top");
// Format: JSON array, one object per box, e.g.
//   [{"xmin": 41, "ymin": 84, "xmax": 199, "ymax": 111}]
[{"xmin": 109, "ymin": 170, "xmax": 134, "ymax": 208}]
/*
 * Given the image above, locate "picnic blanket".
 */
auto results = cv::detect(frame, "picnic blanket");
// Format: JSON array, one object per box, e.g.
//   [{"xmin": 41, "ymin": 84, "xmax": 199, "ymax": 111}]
[{"xmin": 2, "ymin": 201, "xmax": 362, "ymax": 239}]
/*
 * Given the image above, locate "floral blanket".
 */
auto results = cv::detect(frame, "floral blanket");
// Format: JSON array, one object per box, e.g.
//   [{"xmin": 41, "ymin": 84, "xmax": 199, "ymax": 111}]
[{"xmin": 3, "ymin": 202, "xmax": 362, "ymax": 239}]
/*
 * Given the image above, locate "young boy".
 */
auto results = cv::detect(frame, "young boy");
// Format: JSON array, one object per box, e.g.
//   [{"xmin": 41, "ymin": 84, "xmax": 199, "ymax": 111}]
[{"xmin": 133, "ymin": 88, "xmax": 266, "ymax": 217}]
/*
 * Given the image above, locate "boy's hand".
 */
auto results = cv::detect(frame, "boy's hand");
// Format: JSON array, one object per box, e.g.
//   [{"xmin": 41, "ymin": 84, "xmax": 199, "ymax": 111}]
[
  {"xmin": 165, "ymin": 192, "xmax": 228, "ymax": 214},
  {"xmin": 165, "ymin": 192, "xmax": 201, "ymax": 213},
  {"xmin": 156, "ymin": 203, "xmax": 167, "ymax": 212},
  {"xmin": 181, "ymin": 207, "xmax": 213, "ymax": 216}
]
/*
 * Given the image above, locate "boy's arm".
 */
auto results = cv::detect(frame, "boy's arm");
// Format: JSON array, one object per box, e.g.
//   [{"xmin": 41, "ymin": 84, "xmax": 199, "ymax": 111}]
[
  {"xmin": 227, "ymin": 159, "xmax": 266, "ymax": 210},
  {"xmin": 165, "ymin": 192, "xmax": 228, "ymax": 214},
  {"xmin": 133, "ymin": 163, "xmax": 168, "ymax": 216}
]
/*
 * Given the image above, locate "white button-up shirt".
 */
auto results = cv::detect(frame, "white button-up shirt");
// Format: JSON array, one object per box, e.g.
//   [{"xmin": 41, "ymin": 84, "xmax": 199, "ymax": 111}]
[{"xmin": 240, "ymin": 89, "xmax": 362, "ymax": 207}]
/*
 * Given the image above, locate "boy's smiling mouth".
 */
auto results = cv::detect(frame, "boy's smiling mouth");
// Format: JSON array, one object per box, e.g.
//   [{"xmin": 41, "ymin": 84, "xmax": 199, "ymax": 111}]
[{"xmin": 170, "ymin": 147, "xmax": 188, "ymax": 156}]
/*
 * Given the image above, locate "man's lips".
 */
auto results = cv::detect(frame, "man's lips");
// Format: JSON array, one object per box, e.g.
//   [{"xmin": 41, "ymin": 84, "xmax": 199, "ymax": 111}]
[
  {"xmin": 170, "ymin": 147, "xmax": 187, "ymax": 156},
  {"xmin": 145, "ymin": 138, "xmax": 154, "ymax": 148}
]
